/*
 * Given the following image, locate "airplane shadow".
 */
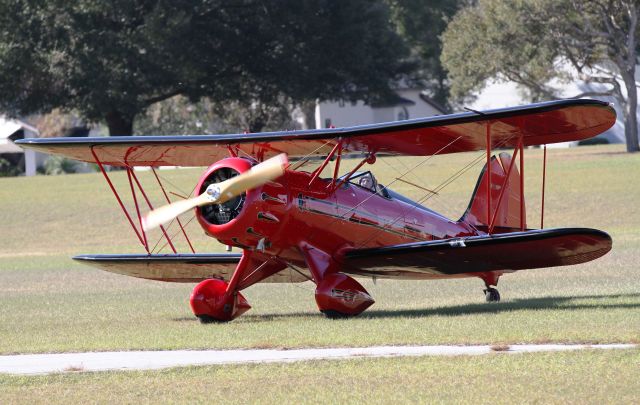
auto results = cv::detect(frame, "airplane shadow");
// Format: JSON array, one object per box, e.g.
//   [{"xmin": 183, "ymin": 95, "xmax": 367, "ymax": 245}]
[
  {"xmin": 171, "ymin": 293, "xmax": 640, "ymax": 323},
  {"xmin": 361, "ymin": 293, "xmax": 640, "ymax": 320},
  {"xmin": 244, "ymin": 293, "xmax": 640, "ymax": 322}
]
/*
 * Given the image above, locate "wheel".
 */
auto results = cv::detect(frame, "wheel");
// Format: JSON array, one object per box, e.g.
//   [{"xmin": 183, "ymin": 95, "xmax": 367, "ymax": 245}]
[
  {"xmin": 484, "ymin": 287, "xmax": 500, "ymax": 302},
  {"xmin": 190, "ymin": 279, "xmax": 251, "ymax": 322}
]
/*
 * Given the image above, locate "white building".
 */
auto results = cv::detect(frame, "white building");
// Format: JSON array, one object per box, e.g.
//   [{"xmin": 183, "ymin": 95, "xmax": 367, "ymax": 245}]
[
  {"xmin": 0, "ymin": 116, "xmax": 40, "ymax": 176},
  {"xmin": 315, "ymin": 88, "xmax": 445, "ymax": 129}
]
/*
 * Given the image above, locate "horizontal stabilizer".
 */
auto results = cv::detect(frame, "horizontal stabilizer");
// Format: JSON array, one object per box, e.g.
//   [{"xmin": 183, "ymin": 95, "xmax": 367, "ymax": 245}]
[
  {"xmin": 343, "ymin": 228, "xmax": 611, "ymax": 278},
  {"xmin": 73, "ymin": 253, "xmax": 307, "ymax": 283}
]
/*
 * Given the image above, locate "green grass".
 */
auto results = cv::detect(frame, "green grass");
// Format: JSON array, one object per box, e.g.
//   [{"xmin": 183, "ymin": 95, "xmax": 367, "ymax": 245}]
[
  {"xmin": 0, "ymin": 144, "xmax": 639, "ymax": 355},
  {"xmin": 1, "ymin": 349, "xmax": 639, "ymax": 404}
]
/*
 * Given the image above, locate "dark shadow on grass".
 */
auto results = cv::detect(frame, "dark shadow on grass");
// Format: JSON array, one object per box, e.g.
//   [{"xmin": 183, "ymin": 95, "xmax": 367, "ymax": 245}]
[
  {"xmin": 361, "ymin": 293, "xmax": 640, "ymax": 319},
  {"xmin": 171, "ymin": 317, "xmax": 199, "ymax": 322},
  {"xmin": 226, "ymin": 293, "xmax": 640, "ymax": 322}
]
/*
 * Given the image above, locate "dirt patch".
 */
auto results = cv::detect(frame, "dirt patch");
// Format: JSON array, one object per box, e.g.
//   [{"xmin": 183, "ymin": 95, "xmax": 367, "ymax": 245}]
[{"xmin": 63, "ymin": 364, "xmax": 85, "ymax": 372}]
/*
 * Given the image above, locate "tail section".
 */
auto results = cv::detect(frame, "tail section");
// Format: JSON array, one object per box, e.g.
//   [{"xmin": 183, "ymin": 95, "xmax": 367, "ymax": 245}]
[{"xmin": 461, "ymin": 153, "xmax": 526, "ymax": 232}]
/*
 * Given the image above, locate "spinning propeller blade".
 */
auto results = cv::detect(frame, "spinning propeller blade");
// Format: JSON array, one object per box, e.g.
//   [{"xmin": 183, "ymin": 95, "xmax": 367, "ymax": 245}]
[{"xmin": 142, "ymin": 153, "xmax": 288, "ymax": 231}]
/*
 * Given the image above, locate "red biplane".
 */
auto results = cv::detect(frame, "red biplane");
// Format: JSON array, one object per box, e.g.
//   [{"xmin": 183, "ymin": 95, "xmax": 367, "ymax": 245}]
[{"xmin": 17, "ymin": 99, "xmax": 615, "ymax": 322}]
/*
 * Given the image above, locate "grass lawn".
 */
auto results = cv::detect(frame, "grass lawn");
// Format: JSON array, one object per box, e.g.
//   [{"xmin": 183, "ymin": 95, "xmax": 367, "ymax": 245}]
[
  {"xmin": 1, "ymin": 349, "xmax": 639, "ymax": 404},
  {"xmin": 1, "ymin": 144, "xmax": 639, "ymax": 402},
  {"xmin": 0, "ymin": 144, "xmax": 639, "ymax": 354}
]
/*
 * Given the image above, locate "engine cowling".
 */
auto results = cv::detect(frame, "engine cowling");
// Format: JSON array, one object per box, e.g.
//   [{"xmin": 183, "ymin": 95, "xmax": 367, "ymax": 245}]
[{"xmin": 195, "ymin": 157, "xmax": 289, "ymax": 251}]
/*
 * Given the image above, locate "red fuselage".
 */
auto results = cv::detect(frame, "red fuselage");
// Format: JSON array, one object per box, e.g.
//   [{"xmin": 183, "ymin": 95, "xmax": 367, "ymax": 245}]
[{"xmin": 195, "ymin": 158, "xmax": 477, "ymax": 270}]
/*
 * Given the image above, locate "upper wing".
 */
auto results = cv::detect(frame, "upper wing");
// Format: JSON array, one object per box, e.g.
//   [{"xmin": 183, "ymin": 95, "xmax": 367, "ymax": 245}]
[
  {"xmin": 17, "ymin": 99, "xmax": 615, "ymax": 167},
  {"xmin": 341, "ymin": 228, "xmax": 611, "ymax": 279}
]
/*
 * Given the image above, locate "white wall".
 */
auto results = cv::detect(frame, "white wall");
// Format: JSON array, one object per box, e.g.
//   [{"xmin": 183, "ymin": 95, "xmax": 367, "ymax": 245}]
[{"xmin": 315, "ymin": 89, "xmax": 443, "ymax": 129}]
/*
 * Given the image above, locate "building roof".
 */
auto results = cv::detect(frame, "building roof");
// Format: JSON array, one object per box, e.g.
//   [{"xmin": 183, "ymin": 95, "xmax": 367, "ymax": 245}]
[{"xmin": 0, "ymin": 116, "xmax": 39, "ymax": 153}]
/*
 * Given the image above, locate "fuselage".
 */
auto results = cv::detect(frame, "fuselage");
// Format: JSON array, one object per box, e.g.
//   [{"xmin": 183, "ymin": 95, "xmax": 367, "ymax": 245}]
[{"xmin": 195, "ymin": 158, "xmax": 477, "ymax": 270}]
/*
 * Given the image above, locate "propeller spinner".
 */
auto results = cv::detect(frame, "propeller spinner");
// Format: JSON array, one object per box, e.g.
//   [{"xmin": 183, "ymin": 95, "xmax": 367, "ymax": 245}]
[{"xmin": 142, "ymin": 153, "xmax": 288, "ymax": 231}]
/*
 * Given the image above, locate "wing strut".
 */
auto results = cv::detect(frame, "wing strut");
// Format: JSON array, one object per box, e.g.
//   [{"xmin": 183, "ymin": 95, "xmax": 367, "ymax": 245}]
[
  {"xmin": 486, "ymin": 123, "xmax": 492, "ymax": 232},
  {"xmin": 541, "ymin": 144, "xmax": 547, "ymax": 229},
  {"xmin": 92, "ymin": 147, "xmax": 149, "ymax": 253},
  {"xmin": 519, "ymin": 134, "xmax": 525, "ymax": 231},
  {"xmin": 127, "ymin": 167, "xmax": 177, "ymax": 253},
  {"xmin": 307, "ymin": 140, "xmax": 342, "ymax": 188},
  {"xmin": 91, "ymin": 147, "xmax": 191, "ymax": 254},
  {"xmin": 151, "ymin": 167, "xmax": 195, "ymax": 253},
  {"xmin": 488, "ymin": 136, "xmax": 523, "ymax": 234},
  {"xmin": 483, "ymin": 121, "xmax": 526, "ymax": 234},
  {"xmin": 334, "ymin": 153, "xmax": 377, "ymax": 190}
]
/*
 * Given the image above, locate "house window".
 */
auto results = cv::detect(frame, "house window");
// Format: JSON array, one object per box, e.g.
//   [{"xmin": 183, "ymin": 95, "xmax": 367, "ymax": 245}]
[
  {"xmin": 398, "ymin": 107, "xmax": 409, "ymax": 121},
  {"xmin": 325, "ymin": 118, "xmax": 332, "ymax": 128}
]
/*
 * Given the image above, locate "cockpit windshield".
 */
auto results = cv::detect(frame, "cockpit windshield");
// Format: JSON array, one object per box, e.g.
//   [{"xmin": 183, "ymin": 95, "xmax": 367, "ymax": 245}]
[
  {"xmin": 341, "ymin": 171, "xmax": 436, "ymax": 214},
  {"xmin": 343, "ymin": 171, "xmax": 390, "ymax": 198}
]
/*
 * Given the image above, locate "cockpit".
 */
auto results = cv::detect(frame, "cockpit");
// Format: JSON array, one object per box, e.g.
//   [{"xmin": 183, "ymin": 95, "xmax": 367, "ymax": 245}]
[
  {"xmin": 344, "ymin": 171, "xmax": 390, "ymax": 198},
  {"xmin": 342, "ymin": 171, "xmax": 437, "ymax": 214}
]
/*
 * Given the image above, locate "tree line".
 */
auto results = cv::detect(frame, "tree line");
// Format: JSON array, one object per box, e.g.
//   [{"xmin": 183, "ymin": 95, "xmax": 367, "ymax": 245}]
[{"xmin": 0, "ymin": 0, "xmax": 638, "ymax": 152}]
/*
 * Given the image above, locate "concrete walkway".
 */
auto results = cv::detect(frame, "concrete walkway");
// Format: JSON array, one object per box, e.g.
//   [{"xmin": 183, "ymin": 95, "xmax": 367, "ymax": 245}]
[{"xmin": 0, "ymin": 344, "xmax": 636, "ymax": 375}]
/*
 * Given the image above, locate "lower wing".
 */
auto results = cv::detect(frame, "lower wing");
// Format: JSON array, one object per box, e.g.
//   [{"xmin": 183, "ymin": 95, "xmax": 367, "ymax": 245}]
[
  {"xmin": 73, "ymin": 253, "xmax": 307, "ymax": 283},
  {"xmin": 342, "ymin": 228, "xmax": 611, "ymax": 279},
  {"xmin": 75, "ymin": 228, "xmax": 611, "ymax": 282}
]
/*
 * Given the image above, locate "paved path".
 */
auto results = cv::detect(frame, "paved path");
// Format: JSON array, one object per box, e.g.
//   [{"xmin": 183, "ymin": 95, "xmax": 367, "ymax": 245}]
[{"xmin": 0, "ymin": 344, "xmax": 636, "ymax": 375}]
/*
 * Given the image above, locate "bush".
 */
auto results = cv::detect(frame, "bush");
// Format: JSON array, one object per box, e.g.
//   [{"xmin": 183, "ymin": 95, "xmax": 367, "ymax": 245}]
[
  {"xmin": 0, "ymin": 157, "xmax": 20, "ymax": 177},
  {"xmin": 44, "ymin": 156, "xmax": 78, "ymax": 175},
  {"xmin": 578, "ymin": 137, "xmax": 610, "ymax": 146}
]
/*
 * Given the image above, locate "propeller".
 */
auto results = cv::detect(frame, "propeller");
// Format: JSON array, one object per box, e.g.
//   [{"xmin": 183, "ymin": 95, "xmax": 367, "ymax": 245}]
[{"xmin": 142, "ymin": 153, "xmax": 288, "ymax": 231}]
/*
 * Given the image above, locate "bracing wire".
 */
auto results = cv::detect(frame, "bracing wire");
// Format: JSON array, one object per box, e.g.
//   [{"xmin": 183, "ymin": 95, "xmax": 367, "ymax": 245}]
[
  {"xmin": 303, "ymin": 136, "xmax": 465, "ymax": 244},
  {"xmin": 352, "ymin": 134, "xmax": 520, "ymax": 249}
]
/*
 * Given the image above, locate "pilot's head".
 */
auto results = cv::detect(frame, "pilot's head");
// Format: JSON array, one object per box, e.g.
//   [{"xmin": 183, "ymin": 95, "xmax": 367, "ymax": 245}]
[{"xmin": 359, "ymin": 175, "xmax": 373, "ymax": 189}]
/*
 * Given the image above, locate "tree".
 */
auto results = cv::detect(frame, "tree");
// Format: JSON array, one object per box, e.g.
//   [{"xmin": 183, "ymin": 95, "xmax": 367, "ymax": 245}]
[
  {"xmin": 441, "ymin": 0, "xmax": 640, "ymax": 152},
  {"xmin": 0, "ymin": 0, "xmax": 410, "ymax": 136},
  {"xmin": 386, "ymin": 0, "xmax": 462, "ymax": 111},
  {"xmin": 134, "ymin": 95, "xmax": 296, "ymax": 135},
  {"xmin": 211, "ymin": 99, "xmax": 296, "ymax": 133},
  {"xmin": 134, "ymin": 96, "xmax": 225, "ymax": 136}
]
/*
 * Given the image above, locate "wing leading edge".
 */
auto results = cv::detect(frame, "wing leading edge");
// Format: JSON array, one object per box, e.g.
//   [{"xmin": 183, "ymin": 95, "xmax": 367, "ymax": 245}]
[
  {"xmin": 342, "ymin": 228, "xmax": 611, "ymax": 279},
  {"xmin": 17, "ymin": 99, "xmax": 615, "ymax": 166}
]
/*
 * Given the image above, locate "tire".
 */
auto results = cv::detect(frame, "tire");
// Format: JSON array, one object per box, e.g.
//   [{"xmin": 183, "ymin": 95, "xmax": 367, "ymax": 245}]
[{"xmin": 485, "ymin": 288, "xmax": 501, "ymax": 302}]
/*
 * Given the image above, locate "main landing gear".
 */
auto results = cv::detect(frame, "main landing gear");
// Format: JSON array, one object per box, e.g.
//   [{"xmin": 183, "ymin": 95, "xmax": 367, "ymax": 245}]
[
  {"xmin": 300, "ymin": 242, "xmax": 375, "ymax": 319},
  {"xmin": 190, "ymin": 279, "xmax": 251, "ymax": 323},
  {"xmin": 315, "ymin": 273, "xmax": 375, "ymax": 319},
  {"xmin": 190, "ymin": 252, "xmax": 286, "ymax": 323}
]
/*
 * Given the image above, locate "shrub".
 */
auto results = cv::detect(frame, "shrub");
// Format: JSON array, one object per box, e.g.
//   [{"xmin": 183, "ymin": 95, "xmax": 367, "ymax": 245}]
[
  {"xmin": 0, "ymin": 157, "xmax": 20, "ymax": 177},
  {"xmin": 578, "ymin": 137, "xmax": 610, "ymax": 146},
  {"xmin": 44, "ymin": 156, "xmax": 78, "ymax": 175}
]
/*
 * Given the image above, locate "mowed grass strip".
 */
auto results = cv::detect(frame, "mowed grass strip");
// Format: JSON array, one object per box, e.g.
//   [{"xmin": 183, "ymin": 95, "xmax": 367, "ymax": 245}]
[
  {"xmin": 0, "ymin": 144, "xmax": 638, "ymax": 354},
  {"xmin": 1, "ymin": 349, "xmax": 639, "ymax": 404}
]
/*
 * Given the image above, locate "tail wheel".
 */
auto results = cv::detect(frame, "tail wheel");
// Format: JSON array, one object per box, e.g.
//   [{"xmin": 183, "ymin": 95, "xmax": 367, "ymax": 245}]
[{"xmin": 484, "ymin": 287, "xmax": 501, "ymax": 302}]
